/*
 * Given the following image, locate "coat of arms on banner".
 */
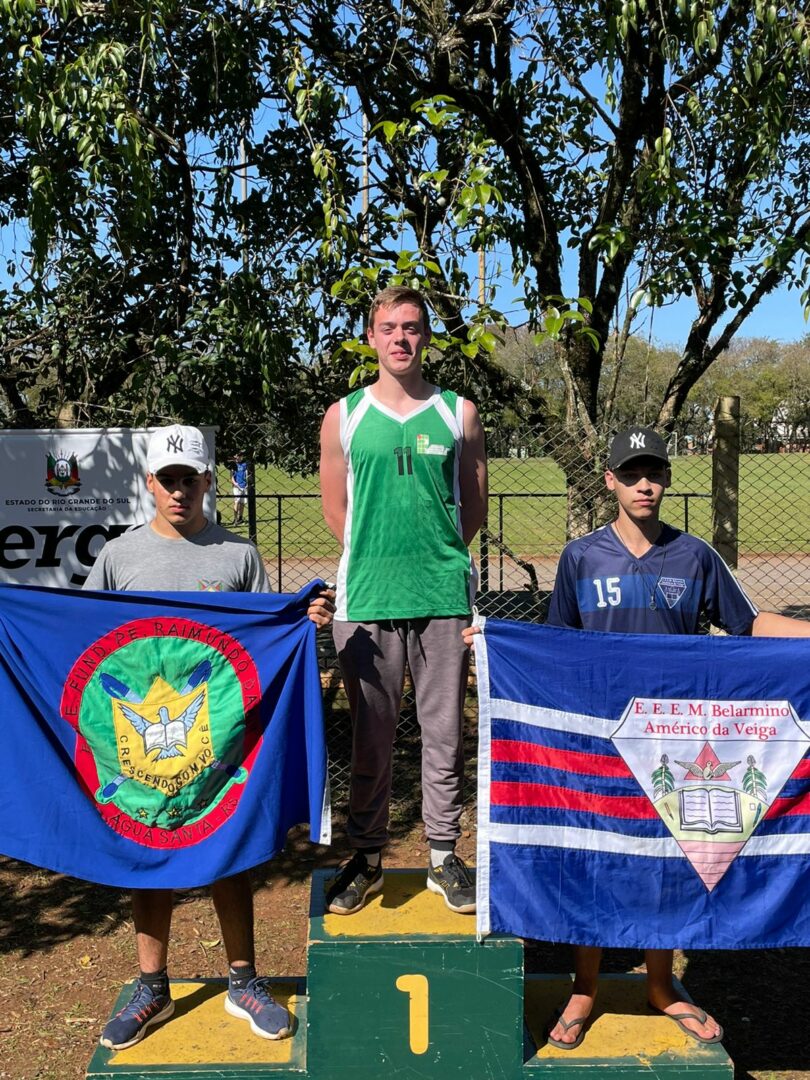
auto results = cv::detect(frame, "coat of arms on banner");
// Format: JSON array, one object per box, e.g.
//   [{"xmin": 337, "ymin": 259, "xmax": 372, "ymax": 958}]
[
  {"xmin": 45, "ymin": 451, "xmax": 81, "ymax": 495},
  {"xmin": 613, "ymin": 697, "xmax": 810, "ymax": 890},
  {"xmin": 60, "ymin": 616, "xmax": 263, "ymax": 848}
]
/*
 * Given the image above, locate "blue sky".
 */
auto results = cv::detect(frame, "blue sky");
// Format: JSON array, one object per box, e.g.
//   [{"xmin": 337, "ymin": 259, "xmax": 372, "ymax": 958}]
[
  {"xmin": 639, "ymin": 287, "xmax": 809, "ymax": 347},
  {"xmin": 4, "ymin": 211, "xmax": 806, "ymax": 353},
  {"xmin": 480, "ymin": 238, "xmax": 809, "ymax": 350}
]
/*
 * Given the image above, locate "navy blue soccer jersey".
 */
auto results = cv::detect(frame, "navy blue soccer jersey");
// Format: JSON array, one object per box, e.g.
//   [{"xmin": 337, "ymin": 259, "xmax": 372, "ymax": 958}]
[{"xmin": 546, "ymin": 523, "xmax": 758, "ymax": 635}]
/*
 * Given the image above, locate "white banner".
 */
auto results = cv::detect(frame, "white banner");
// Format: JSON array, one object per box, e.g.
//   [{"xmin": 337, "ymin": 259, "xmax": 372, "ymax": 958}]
[{"xmin": 0, "ymin": 428, "xmax": 217, "ymax": 588}]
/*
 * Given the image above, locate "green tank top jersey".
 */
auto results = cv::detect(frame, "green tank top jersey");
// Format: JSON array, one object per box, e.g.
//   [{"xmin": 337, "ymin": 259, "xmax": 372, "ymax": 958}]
[{"xmin": 335, "ymin": 386, "xmax": 474, "ymax": 621}]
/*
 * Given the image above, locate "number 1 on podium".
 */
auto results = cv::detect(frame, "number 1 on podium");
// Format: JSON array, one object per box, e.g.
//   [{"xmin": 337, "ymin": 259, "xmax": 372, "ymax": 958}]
[{"xmin": 395, "ymin": 974, "xmax": 429, "ymax": 1054}]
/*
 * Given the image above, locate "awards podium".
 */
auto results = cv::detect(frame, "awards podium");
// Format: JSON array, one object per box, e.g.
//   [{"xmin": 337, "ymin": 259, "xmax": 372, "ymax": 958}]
[{"xmin": 87, "ymin": 870, "xmax": 732, "ymax": 1079}]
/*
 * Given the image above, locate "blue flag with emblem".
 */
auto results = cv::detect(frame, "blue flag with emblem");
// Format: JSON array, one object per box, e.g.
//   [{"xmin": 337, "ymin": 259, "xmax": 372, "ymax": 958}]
[
  {"xmin": 0, "ymin": 583, "xmax": 330, "ymax": 888},
  {"xmin": 475, "ymin": 618, "xmax": 810, "ymax": 948}
]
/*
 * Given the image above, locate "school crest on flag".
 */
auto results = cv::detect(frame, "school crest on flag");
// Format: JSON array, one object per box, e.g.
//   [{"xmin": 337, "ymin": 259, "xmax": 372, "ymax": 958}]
[
  {"xmin": 60, "ymin": 616, "xmax": 263, "ymax": 847},
  {"xmin": 612, "ymin": 696, "xmax": 810, "ymax": 890},
  {"xmin": 109, "ymin": 672, "xmax": 213, "ymax": 789}
]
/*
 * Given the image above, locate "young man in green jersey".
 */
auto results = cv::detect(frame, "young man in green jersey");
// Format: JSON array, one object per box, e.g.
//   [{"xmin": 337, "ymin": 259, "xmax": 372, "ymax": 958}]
[{"xmin": 320, "ymin": 286, "xmax": 488, "ymax": 914}]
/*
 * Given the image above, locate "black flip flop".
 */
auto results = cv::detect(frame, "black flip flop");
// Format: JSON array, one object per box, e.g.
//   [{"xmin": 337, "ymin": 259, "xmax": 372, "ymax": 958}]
[
  {"xmin": 546, "ymin": 1008, "xmax": 589, "ymax": 1050},
  {"xmin": 648, "ymin": 1003, "xmax": 723, "ymax": 1044}
]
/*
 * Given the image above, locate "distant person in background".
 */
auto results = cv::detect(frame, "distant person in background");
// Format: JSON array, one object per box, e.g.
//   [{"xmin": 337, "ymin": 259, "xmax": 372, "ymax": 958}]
[{"xmin": 231, "ymin": 453, "xmax": 249, "ymax": 525}]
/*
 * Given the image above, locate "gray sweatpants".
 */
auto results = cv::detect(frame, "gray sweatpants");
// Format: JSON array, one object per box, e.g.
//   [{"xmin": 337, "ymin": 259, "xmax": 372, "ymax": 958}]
[{"xmin": 332, "ymin": 617, "xmax": 471, "ymax": 848}]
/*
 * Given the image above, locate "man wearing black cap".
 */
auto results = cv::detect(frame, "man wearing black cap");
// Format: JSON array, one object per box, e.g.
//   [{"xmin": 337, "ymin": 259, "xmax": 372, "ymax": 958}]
[
  {"xmin": 543, "ymin": 425, "xmax": 810, "ymax": 1048},
  {"xmin": 547, "ymin": 425, "xmax": 760, "ymax": 637}
]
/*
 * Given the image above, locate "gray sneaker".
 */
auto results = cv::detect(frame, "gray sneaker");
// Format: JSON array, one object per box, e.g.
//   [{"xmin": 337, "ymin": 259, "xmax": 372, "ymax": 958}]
[
  {"xmin": 225, "ymin": 977, "xmax": 291, "ymax": 1040},
  {"xmin": 325, "ymin": 851, "xmax": 383, "ymax": 914},
  {"xmin": 99, "ymin": 979, "xmax": 174, "ymax": 1050},
  {"xmin": 427, "ymin": 853, "xmax": 476, "ymax": 913}
]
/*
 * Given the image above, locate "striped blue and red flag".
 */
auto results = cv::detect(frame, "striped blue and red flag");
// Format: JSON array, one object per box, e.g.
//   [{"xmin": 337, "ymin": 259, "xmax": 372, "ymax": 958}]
[{"xmin": 475, "ymin": 618, "xmax": 810, "ymax": 948}]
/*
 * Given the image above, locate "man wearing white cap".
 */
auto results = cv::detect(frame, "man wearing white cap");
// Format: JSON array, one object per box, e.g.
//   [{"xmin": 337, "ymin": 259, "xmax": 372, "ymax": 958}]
[{"xmin": 85, "ymin": 423, "xmax": 333, "ymax": 1049}]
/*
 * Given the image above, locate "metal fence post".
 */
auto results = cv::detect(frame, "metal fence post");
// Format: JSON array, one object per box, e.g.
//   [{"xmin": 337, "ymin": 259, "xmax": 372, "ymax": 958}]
[
  {"xmin": 712, "ymin": 395, "xmax": 740, "ymax": 569},
  {"xmin": 480, "ymin": 513, "xmax": 489, "ymax": 592},
  {"xmin": 247, "ymin": 460, "xmax": 257, "ymax": 546}
]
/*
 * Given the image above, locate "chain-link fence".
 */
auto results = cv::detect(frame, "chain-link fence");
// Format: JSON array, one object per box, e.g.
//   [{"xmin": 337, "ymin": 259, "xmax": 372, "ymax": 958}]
[{"xmin": 216, "ymin": 400, "xmax": 810, "ymax": 825}]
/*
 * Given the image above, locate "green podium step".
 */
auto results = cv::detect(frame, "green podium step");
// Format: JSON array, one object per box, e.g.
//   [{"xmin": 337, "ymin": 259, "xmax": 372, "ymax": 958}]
[
  {"xmin": 87, "ymin": 870, "xmax": 735, "ymax": 1079},
  {"xmin": 306, "ymin": 867, "xmax": 524, "ymax": 1078}
]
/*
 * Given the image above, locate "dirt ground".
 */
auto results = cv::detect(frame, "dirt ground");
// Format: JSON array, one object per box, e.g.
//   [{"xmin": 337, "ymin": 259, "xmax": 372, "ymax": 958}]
[
  {"xmin": 3, "ymin": 812, "xmax": 810, "ymax": 1080},
  {"xmin": 0, "ymin": 824, "xmax": 457, "ymax": 1080}
]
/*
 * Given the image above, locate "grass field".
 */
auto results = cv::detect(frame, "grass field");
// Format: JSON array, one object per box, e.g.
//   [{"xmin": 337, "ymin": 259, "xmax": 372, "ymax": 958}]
[{"xmin": 218, "ymin": 453, "xmax": 810, "ymax": 561}]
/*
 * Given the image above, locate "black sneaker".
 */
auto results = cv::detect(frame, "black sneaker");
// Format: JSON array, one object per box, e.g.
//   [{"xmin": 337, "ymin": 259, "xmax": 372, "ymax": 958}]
[
  {"xmin": 325, "ymin": 851, "xmax": 383, "ymax": 914},
  {"xmin": 427, "ymin": 853, "xmax": 476, "ymax": 913},
  {"xmin": 99, "ymin": 979, "xmax": 174, "ymax": 1050}
]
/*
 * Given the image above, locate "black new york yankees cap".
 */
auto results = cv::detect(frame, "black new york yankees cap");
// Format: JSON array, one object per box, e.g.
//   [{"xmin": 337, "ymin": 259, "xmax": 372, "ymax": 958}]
[{"xmin": 607, "ymin": 426, "xmax": 670, "ymax": 470}]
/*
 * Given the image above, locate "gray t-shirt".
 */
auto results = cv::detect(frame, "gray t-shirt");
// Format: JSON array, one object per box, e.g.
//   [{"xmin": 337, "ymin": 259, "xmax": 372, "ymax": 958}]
[{"xmin": 83, "ymin": 520, "xmax": 269, "ymax": 593}]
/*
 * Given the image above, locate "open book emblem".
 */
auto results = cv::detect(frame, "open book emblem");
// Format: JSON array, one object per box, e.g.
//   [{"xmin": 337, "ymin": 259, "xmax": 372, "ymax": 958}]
[
  {"xmin": 96, "ymin": 660, "xmax": 247, "ymax": 816},
  {"xmin": 680, "ymin": 785, "xmax": 743, "ymax": 833},
  {"xmin": 120, "ymin": 693, "xmax": 205, "ymax": 761},
  {"xmin": 613, "ymin": 697, "xmax": 810, "ymax": 891},
  {"xmin": 105, "ymin": 662, "xmax": 220, "ymax": 799}
]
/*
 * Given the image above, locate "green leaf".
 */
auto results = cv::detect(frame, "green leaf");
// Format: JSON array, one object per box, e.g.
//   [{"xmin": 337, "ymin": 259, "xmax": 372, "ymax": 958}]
[
  {"xmin": 630, "ymin": 288, "xmax": 650, "ymax": 311},
  {"xmin": 576, "ymin": 327, "xmax": 601, "ymax": 350}
]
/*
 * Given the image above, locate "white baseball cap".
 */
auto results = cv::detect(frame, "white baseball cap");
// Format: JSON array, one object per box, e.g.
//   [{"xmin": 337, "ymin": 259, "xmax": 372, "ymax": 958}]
[{"xmin": 146, "ymin": 424, "xmax": 210, "ymax": 474}]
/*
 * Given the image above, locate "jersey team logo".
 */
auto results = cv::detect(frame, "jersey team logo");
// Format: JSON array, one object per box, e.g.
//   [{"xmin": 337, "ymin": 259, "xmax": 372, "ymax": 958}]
[
  {"xmin": 613, "ymin": 696, "xmax": 810, "ymax": 890},
  {"xmin": 656, "ymin": 576, "xmax": 687, "ymax": 608},
  {"xmin": 416, "ymin": 434, "xmax": 450, "ymax": 457},
  {"xmin": 60, "ymin": 616, "xmax": 262, "ymax": 848},
  {"xmin": 45, "ymin": 450, "xmax": 81, "ymax": 495}
]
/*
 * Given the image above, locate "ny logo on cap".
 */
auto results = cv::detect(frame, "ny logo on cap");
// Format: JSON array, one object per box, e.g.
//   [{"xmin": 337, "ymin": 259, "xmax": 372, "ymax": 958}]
[
  {"xmin": 167, "ymin": 434, "xmax": 184, "ymax": 453},
  {"xmin": 630, "ymin": 432, "xmax": 646, "ymax": 450}
]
